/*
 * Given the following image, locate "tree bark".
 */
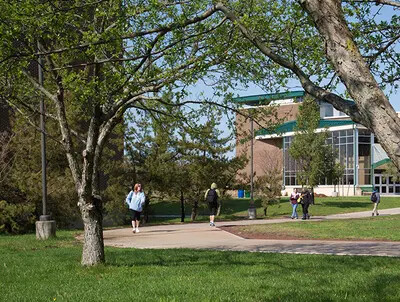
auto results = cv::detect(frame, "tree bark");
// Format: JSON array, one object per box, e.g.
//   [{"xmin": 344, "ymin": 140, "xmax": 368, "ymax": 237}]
[
  {"xmin": 300, "ymin": 0, "xmax": 400, "ymax": 169},
  {"xmin": 191, "ymin": 199, "xmax": 199, "ymax": 221},
  {"xmin": 216, "ymin": 1, "xmax": 400, "ymax": 169},
  {"xmin": 80, "ymin": 194, "xmax": 104, "ymax": 266},
  {"xmin": 142, "ymin": 195, "xmax": 150, "ymax": 224},
  {"xmin": 180, "ymin": 190, "xmax": 185, "ymax": 222}
]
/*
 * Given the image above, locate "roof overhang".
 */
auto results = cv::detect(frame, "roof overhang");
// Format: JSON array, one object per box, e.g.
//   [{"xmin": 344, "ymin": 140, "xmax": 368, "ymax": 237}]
[{"xmin": 256, "ymin": 119, "xmax": 356, "ymax": 140}]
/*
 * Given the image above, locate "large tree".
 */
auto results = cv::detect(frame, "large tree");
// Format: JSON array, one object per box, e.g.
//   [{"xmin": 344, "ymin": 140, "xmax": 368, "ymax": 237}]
[
  {"xmin": 0, "ymin": 0, "xmax": 233, "ymax": 265},
  {"xmin": 213, "ymin": 0, "xmax": 400, "ymax": 170}
]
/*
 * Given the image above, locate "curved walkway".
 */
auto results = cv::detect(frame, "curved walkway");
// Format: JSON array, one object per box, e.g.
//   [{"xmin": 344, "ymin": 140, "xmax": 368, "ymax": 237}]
[{"xmin": 103, "ymin": 208, "xmax": 400, "ymax": 257}]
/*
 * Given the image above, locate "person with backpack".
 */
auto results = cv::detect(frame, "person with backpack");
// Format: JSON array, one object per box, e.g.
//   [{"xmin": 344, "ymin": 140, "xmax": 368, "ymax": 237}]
[
  {"xmin": 289, "ymin": 188, "xmax": 300, "ymax": 219},
  {"xmin": 204, "ymin": 183, "xmax": 220, "ymax": 227},
  {"xmin": 371, "ymin": 188, "xmax": 381, "ymax": 216},
  {"xmin": 125, "ymin": 183, "xmax": 146, "ymax": 233}
]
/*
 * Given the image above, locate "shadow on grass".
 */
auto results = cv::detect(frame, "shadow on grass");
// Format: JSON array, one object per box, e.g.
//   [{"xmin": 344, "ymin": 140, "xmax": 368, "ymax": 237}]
[
  {"xmin": 4, "ymin": 233, "xmax": 400, "ymax": 302},
  {"xmin": 103, "ymin": 247, "xmax": 400, "ymax": 300},
  {"xmin": 322, "ymin": 201, "xmax": 371, "ymax": 208}
]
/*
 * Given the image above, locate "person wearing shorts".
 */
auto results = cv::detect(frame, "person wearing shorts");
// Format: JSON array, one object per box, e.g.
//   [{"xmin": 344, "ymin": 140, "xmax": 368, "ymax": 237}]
[
  {"xmin": 204, "ymin": 183, "xmax": 220, "ymax": 227},
  {"xmin": 125, "ymin": 183, "xmax": 146, "ymax": 233}
]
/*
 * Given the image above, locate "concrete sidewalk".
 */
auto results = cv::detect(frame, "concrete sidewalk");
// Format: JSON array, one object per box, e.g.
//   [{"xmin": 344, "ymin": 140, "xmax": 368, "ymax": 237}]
[{"xmin": 103, "ymin": 208, "xmax": 400, "ymax": 257}]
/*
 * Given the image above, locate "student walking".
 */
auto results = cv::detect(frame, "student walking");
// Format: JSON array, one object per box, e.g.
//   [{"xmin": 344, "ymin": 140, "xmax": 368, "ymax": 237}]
[
  {"xmin": 290, "ymin": 188, "xmax": 299, "ymax": 219},
  {"xmin": 204, "ymin": 183, "xmax": 220, "ymax": 227},
  {"xmin": 371, "ymin": 188, "xmax": 381, "ymax": 216},
  {"xmin": 300, "ymin": 189, "xmax": 312, "ymax": 220},
  {"xmin": 125, "ymin": 183, "xmax": 146, "ymax": 233}
]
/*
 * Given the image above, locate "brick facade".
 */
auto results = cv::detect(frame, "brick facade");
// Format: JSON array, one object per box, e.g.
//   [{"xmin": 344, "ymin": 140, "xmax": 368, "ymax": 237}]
[{"xmin": 236, "ymin": 103, "xmax": 300, "ymax": 181}]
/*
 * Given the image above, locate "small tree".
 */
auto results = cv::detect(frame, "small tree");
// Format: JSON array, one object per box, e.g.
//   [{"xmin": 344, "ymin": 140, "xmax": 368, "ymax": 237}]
[
  {"xmin": 321, "ymin": 148, "xmax": 345, "ymax": 194},
  {"xmin": 254, "ymin": 150, "xmax": 282, "ymax": 216},
  {"xmin": 170, "ymin": 108, "xmax": 246, "ymax": 221},
  {"xmin": 382, "ymin": 162, "xmax": 400, "ymax": 184},
  {"xmin": 289, "ymin": 97, "xmax": 338, "ymax": 201}
]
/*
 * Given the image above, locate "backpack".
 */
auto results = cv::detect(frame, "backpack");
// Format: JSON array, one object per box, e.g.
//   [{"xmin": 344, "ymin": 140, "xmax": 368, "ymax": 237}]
[
  {"xmin": 206, "ymin": 189, "xmax": 218, "ymax": 203},
  {"xmin": 371, "ymin": 192, "xmax": 377, "ymax": 203}
]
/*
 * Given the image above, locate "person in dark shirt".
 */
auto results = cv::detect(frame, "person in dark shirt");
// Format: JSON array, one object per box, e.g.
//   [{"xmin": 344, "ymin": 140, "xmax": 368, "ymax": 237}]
[{"xmin": 300, "ymin": 189, "xmax": 312, "ymax": 220}]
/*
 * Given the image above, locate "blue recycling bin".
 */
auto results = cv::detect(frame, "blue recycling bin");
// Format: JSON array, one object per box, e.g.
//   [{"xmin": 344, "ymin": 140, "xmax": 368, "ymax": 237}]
[{"xmin": 238, "ymin": 189, "xmax": 245, "ymax": 198}]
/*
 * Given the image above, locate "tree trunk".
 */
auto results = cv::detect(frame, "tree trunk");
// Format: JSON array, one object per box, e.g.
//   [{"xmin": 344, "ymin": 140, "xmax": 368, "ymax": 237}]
[
  {"xmin": 80, "ymin": 195, "xmax": 104, "ymax": 266},
  {"xmin": 142, "ymin": 195, "xmax": 151, "ymax": 223},
  {"xmin": 310, "ymin": 187, "xmax": 315, "ymax": 205},
  {"xmin": 180, "ymin": 190, "xmax": 185, "ymax": 222},
  {"xmin": 191, "ymin": 199, "xmax": 198, "ymax": 221},
  {"xmin": 217, "ymin": 1, "xmax": 400, "ymax": 169},
  {"xmin": 300, "ymin": 0, "xmax": 400, "ymax": 169}
]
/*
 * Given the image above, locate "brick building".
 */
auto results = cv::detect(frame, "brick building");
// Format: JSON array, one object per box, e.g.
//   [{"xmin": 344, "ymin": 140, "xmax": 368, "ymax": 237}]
[{"xmin": 235, "ymin": 91, "xmax": 397, "ymax": 196}]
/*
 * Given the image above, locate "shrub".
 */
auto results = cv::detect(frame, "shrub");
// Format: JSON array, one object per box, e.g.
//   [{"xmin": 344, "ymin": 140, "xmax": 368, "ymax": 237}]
[{"xmin": 0, "ymin": 200, "xmax": 36, "ymax": 234}]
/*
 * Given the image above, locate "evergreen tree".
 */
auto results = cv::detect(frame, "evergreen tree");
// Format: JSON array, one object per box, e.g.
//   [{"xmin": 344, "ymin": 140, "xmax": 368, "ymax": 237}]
[
  {"xmin": 289, "ymin": 97, "xmax": 342, "ymax": 199},
  {"xmin": 123, "ymin": 104, "xmax": 246, "ymax": 222}
]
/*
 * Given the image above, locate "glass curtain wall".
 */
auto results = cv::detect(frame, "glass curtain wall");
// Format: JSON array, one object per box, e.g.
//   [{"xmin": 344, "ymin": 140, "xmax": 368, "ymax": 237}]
[
  {"xmin": 327, "ymin": 129, "xmax": 355, "ymax": 185},
  {"xmin": 358, "ymin": 129, "xmax": 372, "ymax": 185},
  {"xmin": 283, "ymin": 136, "xmax": 298, "ymax": 186},
  {"xmin": 283, "ymin": 129, "xmax": 355, "ymax": 186}
]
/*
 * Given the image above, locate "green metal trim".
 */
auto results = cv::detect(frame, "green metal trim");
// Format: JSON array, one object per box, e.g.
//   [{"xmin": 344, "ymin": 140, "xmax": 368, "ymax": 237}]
[
  {"xmin": 360, "ymin": 186, "xmax": 374, "ymax": 192},
  {"xmin": 354, "ymin": 127, "xmax": 358, "ymax": 186},
  {"xmin": 372, "ymin": 158, "xmax": 391, "ymax": 169},
  {"xmin": 256, "ymin": 119, "xmax": 355, "ymax": 137},
  {"xmin": 233, "ymin": 90, "xmax": 305, "ymax": 105}
]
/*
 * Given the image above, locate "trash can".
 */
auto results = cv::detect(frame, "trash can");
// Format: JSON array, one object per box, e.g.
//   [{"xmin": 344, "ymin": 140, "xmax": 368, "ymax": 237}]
[
  {"xmin": 245, "ymin": 190, "xmax": 251, "ymax": 198},
  {"xmin": 238, "ymin": 190, "xmax": 245, "ymax": 198}
]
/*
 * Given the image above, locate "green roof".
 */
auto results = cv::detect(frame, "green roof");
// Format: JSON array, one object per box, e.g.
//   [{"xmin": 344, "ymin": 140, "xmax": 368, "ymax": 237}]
[
  {"xmin": 256, "ymin": 119, "xmax": 355, "ymax": 137},
  {"xmin": 233, "ymin": 91, "xmax": 305, "ymax": 105}
]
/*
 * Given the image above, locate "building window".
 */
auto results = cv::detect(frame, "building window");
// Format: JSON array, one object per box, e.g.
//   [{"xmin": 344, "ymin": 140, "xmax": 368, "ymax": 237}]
[
  {"xmin": 358, "ymin": 129, "xmax": 371, "ymax": 185},
  {"xmin": 283, "ymin": 136, "xmax": 299, "ymax": 186},
  {"xmin": 283, "ymin": 129, "xmax": 356, "ymax": 186}
]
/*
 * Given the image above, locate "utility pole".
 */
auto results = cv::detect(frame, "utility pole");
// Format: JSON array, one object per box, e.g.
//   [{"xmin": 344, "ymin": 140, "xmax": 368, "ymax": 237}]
[
  {"xmin": 35, "ymin": 42, "xmax": 56, "ymax": 239},
  {"xmin": 248, "ymin": 115, "xmax": 256, "ymax": 219}
]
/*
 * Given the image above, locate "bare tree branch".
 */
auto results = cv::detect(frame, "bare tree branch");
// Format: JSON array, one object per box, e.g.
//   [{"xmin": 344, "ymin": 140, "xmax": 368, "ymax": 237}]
[
  {"xmin": 214, "ymin": 2, "xmax": 363, "ymax": 122},
  {"xmin": 344, "ymin": 0, "xmax": 400, "ymax": 8}
]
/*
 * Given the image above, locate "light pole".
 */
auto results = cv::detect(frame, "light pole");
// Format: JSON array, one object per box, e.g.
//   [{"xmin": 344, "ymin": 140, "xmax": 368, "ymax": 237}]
[
  {"xmin": 39, "ymin": 50, "xmax": 49, "ymax": 222},
  {"xmin": 248, "ymin": 115, "xmax": 256, "ymax": 219},
  {"xmin": 35, "ymin": 43, "xmax": 56, "ymax": 239}
]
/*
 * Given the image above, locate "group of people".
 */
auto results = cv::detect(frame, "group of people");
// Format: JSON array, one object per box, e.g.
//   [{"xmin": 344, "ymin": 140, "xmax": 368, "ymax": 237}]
[
  {"xmin": 290, "ymin": 187, "xmax": 382, "ymax": 220},
  {"xmin": 289, "ymin": 188, "xmax": 312, "ymax": 220},
  {"xmin": 125, "ymin": 183, "xmax": 382, "ymax": 233},
  {"xmin": 125, "ymin": 182, "xmax": 221, "ymax": 233}
]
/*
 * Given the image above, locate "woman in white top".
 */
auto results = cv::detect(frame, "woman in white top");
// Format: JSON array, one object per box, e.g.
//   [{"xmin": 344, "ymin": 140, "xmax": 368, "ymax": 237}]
[{"xmin": 289, "ymin": 188, "xmax": 299, "ymax": 219}]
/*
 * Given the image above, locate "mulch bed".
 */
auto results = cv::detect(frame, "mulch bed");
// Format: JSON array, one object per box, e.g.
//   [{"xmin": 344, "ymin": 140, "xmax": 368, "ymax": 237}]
[
  {"xmin": 219, "ymin": 226, "xmax": 307, "ymax": 240},
  {"xmin": 219, "ymin": 226, "xmax": 395, "ymax": 242}
]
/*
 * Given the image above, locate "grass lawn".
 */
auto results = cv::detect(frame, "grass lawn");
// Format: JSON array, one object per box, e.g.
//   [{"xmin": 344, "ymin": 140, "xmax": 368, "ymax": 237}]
[
  {"xmin": 2, "ymin": 231, "xmax": 400, "ymax": 301},
  {"xmin": 232, "ymin": 215, "xmax": 400, "ymax": 241},
  {"xmin": 148, "ymin": 196, "xmax": 400, "ymax": 223}
]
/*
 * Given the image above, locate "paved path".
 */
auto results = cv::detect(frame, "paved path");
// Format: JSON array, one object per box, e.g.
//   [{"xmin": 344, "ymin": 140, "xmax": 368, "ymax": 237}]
[{"xmin": 103, "ymin": 208, "xmax": 400, "ymax": 257}]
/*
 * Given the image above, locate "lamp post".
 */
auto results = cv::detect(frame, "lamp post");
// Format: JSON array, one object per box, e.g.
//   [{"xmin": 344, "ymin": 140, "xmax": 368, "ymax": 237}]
[
  {"xmin": 39, "ymin": 51, "xmax": 49, "ymax": 222},
  {"xmin": 248, "ymin": 115, "xmax": 256, "ymax": 219},
  {"xmin": 35, "ymin": 44, "xmax": 56, "ymax": 239}
]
